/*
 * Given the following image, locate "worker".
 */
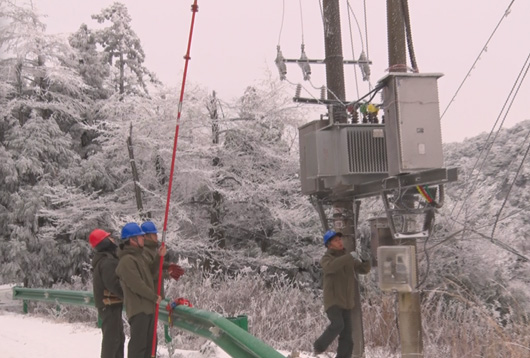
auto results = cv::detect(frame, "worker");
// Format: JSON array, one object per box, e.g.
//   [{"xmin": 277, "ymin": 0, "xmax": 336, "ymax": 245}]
[
  {"xmin": 88, "ymin": 228, "xmax": 125, "ymax": 358},
  {"xmin": 140, "ymin": 220, "xmax": 185, "ymax": 297},
  {"xmin": 116, "ymin": 222, "xmax": 162, "ymax": 358},
  {"xmin": 313, "ymin": 230, "xmax": 371, "ymax": 358},
  {"xmin": 140, "ymin": 220, "xmax": 185, "ymax": 355}
]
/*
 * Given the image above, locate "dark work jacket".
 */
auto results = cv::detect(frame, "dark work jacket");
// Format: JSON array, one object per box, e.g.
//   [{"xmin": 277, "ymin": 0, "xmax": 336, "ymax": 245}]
[
  {"xmin": 116, "ymin": 245, "xmax": 158, "ymax": 319},
  {"xmin": 92, "ymin": 250, "xmax": 123, "ymax": 309},
  {"xmin": 142, "ymin": 240, "xmax": 170, "ymax": 299},
  {"xmin": 321, "ymin": 248, "xmax": 371, "ymax": 311}
]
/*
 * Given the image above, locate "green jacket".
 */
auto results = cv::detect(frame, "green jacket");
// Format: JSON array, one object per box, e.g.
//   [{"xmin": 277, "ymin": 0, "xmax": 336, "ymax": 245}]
[
  {"xmin": 92, "ymin": 250, "xmax": 123, "ymax": 309},
  {"xmin": 116, "ymin": 245, "xmax": 158, "ymax": 319},
  {"xmin": 321, "ymin": 248, "xmax": 371, "ymax": 311},
  {"xmin": 143, "ymin": 240, "xmax": 170, "ymax": 298}
]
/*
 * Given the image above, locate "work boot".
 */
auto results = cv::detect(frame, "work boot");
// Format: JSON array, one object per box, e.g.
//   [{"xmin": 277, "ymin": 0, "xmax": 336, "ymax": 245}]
[{"xmin": 313, "ymin": 345, "xmax": 324, "ymax": 356}]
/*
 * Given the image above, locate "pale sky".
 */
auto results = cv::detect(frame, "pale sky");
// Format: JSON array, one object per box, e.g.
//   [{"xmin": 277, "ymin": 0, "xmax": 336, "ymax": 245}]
[{"xmin": 31, "ymin": 0, "xmax": 530, "ymax": 143}]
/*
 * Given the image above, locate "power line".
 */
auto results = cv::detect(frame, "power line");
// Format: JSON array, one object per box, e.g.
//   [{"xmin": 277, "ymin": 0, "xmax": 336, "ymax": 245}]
[
  {"xmin": 440, "ymin": 0, "xmax": 517, "ymax": 120},
  {"xmin": 491, "ymin": 129, "xmax": 530, "ymax": 239},
  {"xmin": 346, "ymin": 1, "xmax": 361, "ymax": 98},
  {"xmin": 277, "ymin": 0, "xmax": 286, "ymax": 46},
  {"xmin": 449, "ymin": 51, "xmax": 530, "ymax": 229}
]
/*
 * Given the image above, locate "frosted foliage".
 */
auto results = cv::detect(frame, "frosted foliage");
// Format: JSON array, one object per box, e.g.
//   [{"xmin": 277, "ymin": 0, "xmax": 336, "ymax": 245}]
[{"xmin": 90, "ymin": 2, "xmax": 157, "ymax": 95}]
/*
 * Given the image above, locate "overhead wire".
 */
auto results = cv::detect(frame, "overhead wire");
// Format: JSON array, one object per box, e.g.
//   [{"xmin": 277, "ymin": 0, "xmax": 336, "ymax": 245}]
[
  {"xmin": 490, "ymin": 129, "xmax": 530, "ymax": 239},
  {"xmin": 363, "ymin": 0, "xmax": 371, "ymax": 91},
  {"xmin": 277, "ymin": 0, "xmax": 286, "ymax": 46},
  {"xmin": 298, "ymin": 0, "xmax": 305, "ymax": 45},
  {"xmin": 440, "ymin": 0, "xmax": 517, "ymax": 120},
  {"xmin": 449, "ymin": 51, "xmax": 530, "ymax": 231},
  {"xmin": 346, "ymin": 0, "xmax": 362, "ymax": 98}
]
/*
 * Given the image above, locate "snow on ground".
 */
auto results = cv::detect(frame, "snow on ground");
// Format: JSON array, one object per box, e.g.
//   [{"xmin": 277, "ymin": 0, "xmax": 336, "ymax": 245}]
[
  {"xmin": 0, "ymin": 284, "xmax": 276, "ymax": 358},
  {"xmin": 0, "ymin": 311, "xmax": 235, "ymax": 358},
  {"xmin": 1, "ymin": 312, "xmax": 102, "ymax": 358},
  {"xmin": 0, "ymin": 285, "xmax": 394, "ymax": 358},
  {"xmin": 0, "ymin": 310, "xmax": 306, "ymax": 358}
]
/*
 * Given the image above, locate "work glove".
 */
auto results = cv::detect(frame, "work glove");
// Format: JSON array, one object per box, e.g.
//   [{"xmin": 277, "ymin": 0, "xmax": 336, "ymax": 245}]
[
  {"xmin": 359, "ymin": 249, "xmax": 371, "ymax": 262},
  {"xmin": 351, "ymin": 250, "xmax": 370, "ymax": 262},
  {"xmin": 168, "ymin": 263, "xmax": 185, "ymax": 281}
]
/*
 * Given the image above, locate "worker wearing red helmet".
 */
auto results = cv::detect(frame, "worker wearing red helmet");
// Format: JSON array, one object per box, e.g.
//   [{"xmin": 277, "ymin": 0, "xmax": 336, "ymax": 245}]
[
  {"xmin": 313, "ymin": 230, "xmax": 371, "ymax": 358},
  {"xmin": 88, "ymin": 228, "xmax": 125, "ymax": 358}
]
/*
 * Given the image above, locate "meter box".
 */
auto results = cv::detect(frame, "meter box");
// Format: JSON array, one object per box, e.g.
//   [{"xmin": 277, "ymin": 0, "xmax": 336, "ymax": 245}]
[
  {"xmin": 380, "ymin": 73, "xmax": 444, "ymax": 176},
  {"xmin": 377, "ymin": 245, "xmax": 417, "ymax": 292}
]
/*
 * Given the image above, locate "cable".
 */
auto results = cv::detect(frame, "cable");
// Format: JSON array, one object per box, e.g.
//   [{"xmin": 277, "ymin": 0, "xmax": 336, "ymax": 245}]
[
  {"xmin": 287, "ymin": 78, "xmax": 327, "ymax": 106},
  {"xmin": 346, "ymin": 1, "xmax": 365, "ymax": 50},
  {"xmin": 440, "ymin": 0, "xmax": 517, "ymax": 120},
  {"xmin": 346, "ymin": 83, "xmax": 384, "ymax": 108},
  {"xmin": 277, "ymin": 0, "xmax": 285, "ymax": 46},
  {"xmin": 346, "ymin": 0, "xmax": 361, "ymax": 98},
  {"xmin": 363, "ymin": 0, "xmax": 371, "ymax": 88},
  {"xmin": 400, "ymin": 0, "xmax": 418, "ymax": 72},
  {"xmin": 449, "ymin": 51, "xmax": 530, "ymax": 229},
  {"xmin": 298, "ymin": 0, "xmax": 305, "ymax": 45},
  {"xmin": 491, "ymin": 129, "xmax": 530, "ymax": 239}
]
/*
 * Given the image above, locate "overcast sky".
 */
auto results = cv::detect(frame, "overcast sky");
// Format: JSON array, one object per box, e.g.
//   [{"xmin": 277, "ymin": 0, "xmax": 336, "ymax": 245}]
[{"xmin": 31, "ymin": 0, "xmax": 530, "ymax": 143}]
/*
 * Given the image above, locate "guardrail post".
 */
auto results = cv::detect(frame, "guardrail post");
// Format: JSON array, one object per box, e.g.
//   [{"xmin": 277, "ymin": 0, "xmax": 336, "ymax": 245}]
[
  {"xmin": 227, "ymin": 315, "xmax": 248, "ymax": 331},
  {"xmin": 164, "ymin": 325, "xmax": 171, "ymax": 343}
]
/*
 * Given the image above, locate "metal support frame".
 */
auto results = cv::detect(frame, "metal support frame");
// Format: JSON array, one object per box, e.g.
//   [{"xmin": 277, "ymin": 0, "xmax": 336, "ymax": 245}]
[
  {"xmin": 317, "ymin": 167, "xmax": 458, "ymax": 203},
  {"xmin": 283, "ymin": 58, "xmax": 371, "ymax": 65}
]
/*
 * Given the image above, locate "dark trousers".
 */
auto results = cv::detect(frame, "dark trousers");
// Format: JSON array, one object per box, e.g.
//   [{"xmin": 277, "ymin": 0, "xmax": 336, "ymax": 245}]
[
  {"xmin": 314, "ymin": 306, "xmax": 354, "ymax": 358},
  {"xmin": 98, "ymin": 304, "xmax": 125, "ymax": 358},
  {"xmin": 128, "ymin": 313, "xmax": 155, "ymax": 358}
]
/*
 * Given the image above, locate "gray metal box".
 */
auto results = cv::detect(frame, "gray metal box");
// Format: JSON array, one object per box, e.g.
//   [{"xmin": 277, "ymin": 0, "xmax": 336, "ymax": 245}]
[
  {"xmin": 377, "ymin": 245, "xmax": 417, "ymax": 292},
  {"xmin": 298, "ymin": 121, "xmax": 388, "ymax": 195},
  {"xmin": 380, "ymin": 73, "xmax": 444, "ymax": 176}
]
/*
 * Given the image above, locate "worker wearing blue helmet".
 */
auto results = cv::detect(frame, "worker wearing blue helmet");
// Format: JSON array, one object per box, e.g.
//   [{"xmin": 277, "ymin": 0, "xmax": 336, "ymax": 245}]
[
  {"xmin": 140, "ymin": 221, "xmax": 185, "ymax": 297},
  {"xmin": 314, "ymin": 230, "xmax": 371, "ymax": 357},
  {"xmin": 116, "ymin": 222, "xmax": 161, "ymax": 358}
]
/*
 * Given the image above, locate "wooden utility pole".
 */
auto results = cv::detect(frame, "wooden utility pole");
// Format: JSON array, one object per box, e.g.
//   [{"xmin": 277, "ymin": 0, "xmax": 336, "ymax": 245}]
[
  {"xmin": 126, "ymin": 123, "xmax": 149, "ymax": 220},
  {"xmin": 386, "ymin": 1, "xmax": 424, "ymax": 356},
  {"xmin": 322, "ymin": 0, "xmax": 347, "ymax": 124},
  {"xmin": 322, "ymin": 1, "xmax": 364, "ymax": 357}
]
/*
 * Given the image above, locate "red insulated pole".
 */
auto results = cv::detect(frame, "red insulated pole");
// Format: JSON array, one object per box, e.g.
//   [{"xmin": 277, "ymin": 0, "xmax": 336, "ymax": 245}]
[{"xmin": 151, "ymin": 1, "xmax": 199, "ymax": 357}]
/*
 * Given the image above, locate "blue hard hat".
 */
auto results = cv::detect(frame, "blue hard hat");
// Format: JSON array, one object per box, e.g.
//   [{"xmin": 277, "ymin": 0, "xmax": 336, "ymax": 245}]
[
  {"xmin": 120, "ymin": 222, "xmax": 145, "ymax": 240},
  {"xmin": 323, "ymin": 230, "xmax": 342, "ymax": 246},
  {"xmin": 141, "ymin": 221, "xmax": 158, "ymax": 234}
]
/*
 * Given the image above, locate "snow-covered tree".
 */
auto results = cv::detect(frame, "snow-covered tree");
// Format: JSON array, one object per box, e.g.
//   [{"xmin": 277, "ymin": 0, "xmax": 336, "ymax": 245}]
[
  {"xmin": 90, "ymin": 2, "xmax": 159, "ymax": 96},
  {"xmin": 69, "ymin": 23, "xmax": 111, "ymax": 100},
  {"xmin": 0, "ymin": 0, "xmax": 93, "ymax": 286}
]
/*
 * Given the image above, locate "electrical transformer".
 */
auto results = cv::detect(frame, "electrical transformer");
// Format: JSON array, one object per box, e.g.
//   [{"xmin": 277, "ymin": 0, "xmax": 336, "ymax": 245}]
[{"xmin": 298, "ymin": 120, "xmax": 388, "ymax": 196}]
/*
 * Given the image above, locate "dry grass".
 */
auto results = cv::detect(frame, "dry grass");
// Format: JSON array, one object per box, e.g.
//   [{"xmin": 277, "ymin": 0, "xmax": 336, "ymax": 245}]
[{"xmin": 19, "ymin": 269, "xmax": 530, "ymax": 357}]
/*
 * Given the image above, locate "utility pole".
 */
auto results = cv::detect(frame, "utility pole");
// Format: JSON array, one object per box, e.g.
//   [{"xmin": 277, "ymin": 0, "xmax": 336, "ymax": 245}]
[
  {"xmin": 322, "ymin": 1, "xmax": 364, "ymax": 357},
  {"xmin": 126, "ymin": 123, "xmax": 149, "ymax": 220},
  {"xmin": 386, "ymin": 0, "xmax": 424, "ymax": 356},
  {"xmin": 322, "ymin": 0, "xmax": 347, "ymax": 124}
]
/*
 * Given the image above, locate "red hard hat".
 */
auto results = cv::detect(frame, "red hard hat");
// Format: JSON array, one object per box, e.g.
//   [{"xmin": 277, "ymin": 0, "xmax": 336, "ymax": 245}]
[{"xmin": 89, "ymin": 229, "xmax": 111, "ymax": 248}]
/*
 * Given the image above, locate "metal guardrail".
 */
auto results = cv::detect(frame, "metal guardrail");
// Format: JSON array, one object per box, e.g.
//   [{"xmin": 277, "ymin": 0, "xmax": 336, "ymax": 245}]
[{"xmin": 12, "ymin": 287, "xmax": 286, "ymax": 358}]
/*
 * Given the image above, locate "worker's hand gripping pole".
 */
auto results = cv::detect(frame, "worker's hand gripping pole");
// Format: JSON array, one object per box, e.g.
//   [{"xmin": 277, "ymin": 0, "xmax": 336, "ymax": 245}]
[{"xmin": 151, "ymin": 2, "xmax": 199, "ymax": 357}]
